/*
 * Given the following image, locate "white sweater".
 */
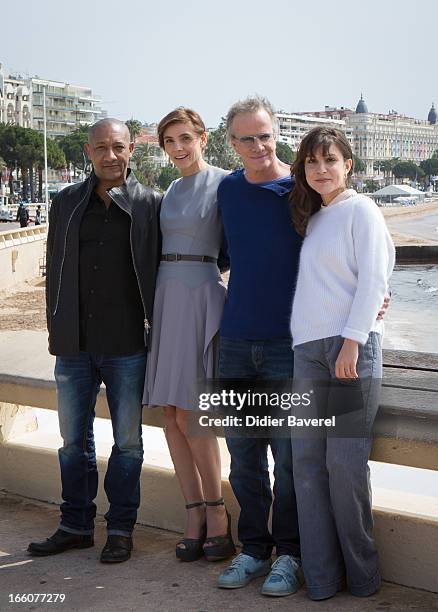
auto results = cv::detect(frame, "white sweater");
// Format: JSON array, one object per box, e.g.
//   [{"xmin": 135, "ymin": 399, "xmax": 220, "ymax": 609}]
[{"xmin": 291, "ymin": 190, "xmax": 395, "ymax": 348}]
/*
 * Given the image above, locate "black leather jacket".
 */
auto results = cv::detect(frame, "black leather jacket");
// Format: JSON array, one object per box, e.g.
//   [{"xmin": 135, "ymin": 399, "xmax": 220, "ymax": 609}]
[{"xmin": 46, "ymin": 170, "xmax": 162, "ymax": 355}]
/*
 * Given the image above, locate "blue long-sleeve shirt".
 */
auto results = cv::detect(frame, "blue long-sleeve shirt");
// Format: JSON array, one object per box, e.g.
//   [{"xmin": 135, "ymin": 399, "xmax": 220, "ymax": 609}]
[{"xmin": 218, "ymin": 169, "xmax": 303, "ymax": 340}]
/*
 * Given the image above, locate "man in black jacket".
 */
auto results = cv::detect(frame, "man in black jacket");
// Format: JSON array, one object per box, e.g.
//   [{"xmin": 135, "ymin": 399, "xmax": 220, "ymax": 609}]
[
  {"xmin": 28, "ymin": 118, "xmax": 161, "ymax": 563},
  {"xmin": 16, "ymin": 201, "xmax": 29, "ymax": 227}
]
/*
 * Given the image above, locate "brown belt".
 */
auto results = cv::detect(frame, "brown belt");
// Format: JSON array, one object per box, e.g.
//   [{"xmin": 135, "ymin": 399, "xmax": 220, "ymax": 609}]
[{"xmin": 161, "ymin": 254, "xmax": 217, "ymax": 263}]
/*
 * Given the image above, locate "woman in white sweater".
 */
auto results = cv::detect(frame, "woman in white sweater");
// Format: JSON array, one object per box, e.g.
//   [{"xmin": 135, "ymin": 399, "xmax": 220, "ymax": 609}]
[{"xmin": 289, "ymin": 127, "xmax": 395, "ymax": 601}]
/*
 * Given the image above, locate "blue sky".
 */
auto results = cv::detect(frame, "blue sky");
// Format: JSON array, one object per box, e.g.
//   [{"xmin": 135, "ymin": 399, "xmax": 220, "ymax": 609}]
[{"xmin": 2, "ymin": 0, "xmax": 436, "ymax": 127}]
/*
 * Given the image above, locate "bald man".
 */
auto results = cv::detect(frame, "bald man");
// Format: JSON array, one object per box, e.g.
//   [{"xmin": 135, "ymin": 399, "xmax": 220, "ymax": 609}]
[{"xmin": 28, "ymin": 118, "xmax": 162, "ymax": 563}]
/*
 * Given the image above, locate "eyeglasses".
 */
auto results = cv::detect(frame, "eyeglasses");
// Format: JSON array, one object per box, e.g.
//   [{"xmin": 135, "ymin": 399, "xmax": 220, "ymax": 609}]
[{"xmin": 231, "ymin": 133, "xmax": 275, "ymax": 147}]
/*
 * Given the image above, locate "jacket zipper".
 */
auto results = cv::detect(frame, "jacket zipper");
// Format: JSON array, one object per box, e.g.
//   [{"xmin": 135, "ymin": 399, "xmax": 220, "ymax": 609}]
[
  {"xmin": 129, "ymin": 210, "xmax": 151, "ymax": 339},
  {"xmin": 110, "ymin": 188, "xmax": 151, "ymax": 339},
  {"xmin": 53, "ymin": 182, "xmax": 94, "ymax": 315}
]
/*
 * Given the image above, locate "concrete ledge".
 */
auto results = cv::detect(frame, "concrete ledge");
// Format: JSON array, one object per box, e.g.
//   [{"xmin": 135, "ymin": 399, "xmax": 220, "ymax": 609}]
[
  {"xmin": 374, "ymin": 507, "xmax": 438, "ymax": 593},
  {"xmin": 395, "ymin": 245, "xmax": 438, "ymax": 263},
  {"xmin": 1, "ymin": 334, "xmax": 437, "ymax": 468},
  {"xmin": 0, "ymin": 439, "xmax": 237, "ymax": 537},
  {"xmin": 0, "ymin": 234, "xmax": 46, "ymax": 290},
  {"xmin": 2, "ymin": 374, "xmax": 436, "ymax": 469},
  {"xmin": 1, "ymin": 440, "xmax": 437, "ymax": 594},
  {"xmin": 0, "ymin": 224, "xmax": 47, "ymax": 249}
]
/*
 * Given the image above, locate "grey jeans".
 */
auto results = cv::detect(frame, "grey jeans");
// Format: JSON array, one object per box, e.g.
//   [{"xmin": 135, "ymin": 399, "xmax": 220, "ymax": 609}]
[{"xmin": 291, "ymin": 333, "xmax": 382, "ymax": 600}]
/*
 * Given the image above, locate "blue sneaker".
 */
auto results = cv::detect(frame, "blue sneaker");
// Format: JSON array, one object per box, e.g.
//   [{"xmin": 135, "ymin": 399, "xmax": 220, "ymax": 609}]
[
  {"xmin": 261, "ymin": 555, "xmax": 304, "ymax": 597},
  {"xmin": 217, "ymin": 553, "xmax": 271, "ymax": 589}
]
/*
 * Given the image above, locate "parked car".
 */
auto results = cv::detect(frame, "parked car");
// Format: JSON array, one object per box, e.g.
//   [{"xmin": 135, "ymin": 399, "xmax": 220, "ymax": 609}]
[{"xmin": 0, "ymin": 205, "xmax": 14, "ymax": 222}]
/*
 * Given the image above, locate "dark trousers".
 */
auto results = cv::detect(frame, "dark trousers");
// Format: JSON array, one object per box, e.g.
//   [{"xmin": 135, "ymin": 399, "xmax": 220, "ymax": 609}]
[
  {"xmin": 55, "ymin": 350, "xmax": 146, "ymax": 536},
  {"xmin": 219, "ymin": 336, "xmax": 300, "ymax": 560}
]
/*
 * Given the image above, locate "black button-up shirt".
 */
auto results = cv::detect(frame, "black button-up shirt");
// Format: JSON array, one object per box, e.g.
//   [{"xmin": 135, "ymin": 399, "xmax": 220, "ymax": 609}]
[{"xmin": 78, "ymin": 191, "xmax": 144, "ymax": 355}]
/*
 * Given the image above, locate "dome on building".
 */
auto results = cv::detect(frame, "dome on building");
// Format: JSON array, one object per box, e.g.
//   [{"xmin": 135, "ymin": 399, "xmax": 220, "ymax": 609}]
[
  {"xmin": 355, "ymin": 94, "xmax": 368, "ymax": 114},
  {"xmin": 428, "ymin": 103, "xmax": 437, "ymax": 125}
]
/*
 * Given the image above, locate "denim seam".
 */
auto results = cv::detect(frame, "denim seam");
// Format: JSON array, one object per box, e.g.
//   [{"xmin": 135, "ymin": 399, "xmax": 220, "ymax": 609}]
[
  {"xmin": 79, "ymin": 370, "xmax": 100, "ymax": 530},
  {"xmin": 258, "ymin": 439, "xmax": 272, "ymax": 558},
  {"xmin": 72, "ymin": 360, "xmax": 99, "ymax": 523},
  {"xmin": 360, "ymin": 334, "xmax": 379, "ymax": 439},
  {"xmin": 81, "ymin": 385, "xmax": 98, "ymax": 450}
]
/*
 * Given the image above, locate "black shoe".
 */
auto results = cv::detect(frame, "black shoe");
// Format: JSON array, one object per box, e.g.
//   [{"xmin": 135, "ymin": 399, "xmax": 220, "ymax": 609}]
[
  {"xmin": 176, "ymin": 501, "xmax": 206, "ymax": 562},
  {"xmin": 28, "ymin": 529, "xmax": 94, "ymax": 556},
  {"xmin": 203, "ymin": 498, "xmax": 236, "ymax": 562},
  {"xmin": 100, "ymin": 535, "xmax": 133, "ymax": 564}
]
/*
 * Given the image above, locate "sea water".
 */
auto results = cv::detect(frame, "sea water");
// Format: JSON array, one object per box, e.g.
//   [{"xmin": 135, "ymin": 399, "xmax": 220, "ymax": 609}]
[{"xmin": 385, "ymin": 264, "xmax": 438, "ymax": 354}]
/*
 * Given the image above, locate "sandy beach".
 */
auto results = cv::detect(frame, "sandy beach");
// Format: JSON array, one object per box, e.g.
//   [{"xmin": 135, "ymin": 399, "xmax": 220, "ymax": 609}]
[{"xmin": 381, "ymin": 198, "xmax": 438, "ymax": 245}]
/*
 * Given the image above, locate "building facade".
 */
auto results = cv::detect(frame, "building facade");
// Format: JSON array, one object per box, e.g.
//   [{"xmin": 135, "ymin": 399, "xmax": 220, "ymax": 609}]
[
  {"xmin": 277, "ymin": 96, "xmax": 438, "ymax": 177},
  {"xmin": 277, "ymin": 111, "xmax": 353, "ymax": 151},
  {"xmin": 0, "ymin": 62, "xmax": 105, "ymax": 137}
]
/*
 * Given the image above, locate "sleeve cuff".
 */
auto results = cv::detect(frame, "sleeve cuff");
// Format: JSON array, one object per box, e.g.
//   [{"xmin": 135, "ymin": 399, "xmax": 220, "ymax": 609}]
[{"xmin": 342, "ymin": 327, "xmax": 369, "ymax": 346}]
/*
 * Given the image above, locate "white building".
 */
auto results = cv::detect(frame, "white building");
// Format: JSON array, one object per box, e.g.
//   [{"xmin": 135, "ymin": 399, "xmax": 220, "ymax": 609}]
[
  {"xmin": 277, "ymin": 111, "xmax": 353, "ymax": 151},
  {"xmin": 0, "ymin": 62, "xmax": 105, "ymax": 137},
  {"xmin": 348, "ymin": 96, "xmax": 438, "ymax": 175},
  {"xmin": 276, "ymin": 96, "xmax": 438, "ymax": 177},
  {"xmin": 0, "ymin": 67, "xmax": 31, "ymax": 128}
]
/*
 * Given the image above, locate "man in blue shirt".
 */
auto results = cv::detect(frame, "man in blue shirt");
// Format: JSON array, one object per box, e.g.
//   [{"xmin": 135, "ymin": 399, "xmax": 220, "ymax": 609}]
[{"xmin": 217, "ymin": 97, "xmax": 303, "ymax": 597}]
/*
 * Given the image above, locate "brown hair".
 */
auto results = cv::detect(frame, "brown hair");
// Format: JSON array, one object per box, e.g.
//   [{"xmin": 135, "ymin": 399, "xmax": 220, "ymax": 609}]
[
  {"xmin": 290, "ymin": 127, "xmax": 353, "ymax": 236},
  {"xmin": 157, "ymin": 107, "xmax": 206, "ymax": 148}
]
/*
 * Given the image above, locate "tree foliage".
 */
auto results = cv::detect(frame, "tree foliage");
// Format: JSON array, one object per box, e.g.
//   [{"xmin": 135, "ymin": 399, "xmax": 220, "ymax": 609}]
[
  {"xmin": 125, "ymin": 119, "xmax": 143, "ymax": 142},
  {"xmin": 156, "ymin": 164, "xmax": 180, "ymax": 191},
  {"xmin": 373, "ymin": 158, "xmax": 400, "ymax": 178},
  {"xmin": 420, "ymin": 157, "xmax": 438, "ymax": 179},
  {"xmin": 364, "ymin": 179, "xmax": 380, "ymax": 192},
  {"xmin": 392, "ymin": 161, "xmax": 424, "ymax": 181},
  {"xmin": 0, "ymin": 155, "xmax": 6, "ymax": 189},
  {"xmin": 57, "ymin": 126, "xmax": 89, "ymax": 176},
  {"xmin": 276, "ymin": 141, "xmax": 295, "ymax": 165},
  {"xmin": 0, "ymin": 123, "xmax": 65, "ymax": 198},
  {"xmin": 132, "ymin": 143, "xmax": 161, "ymax": 187},
  {"xmin": 204, "ymin": 121, "xmax": 241, "ymax": 170},
  {"xmin": 352, "ymin": 154, "xmax": 366, "ymax": 173}
]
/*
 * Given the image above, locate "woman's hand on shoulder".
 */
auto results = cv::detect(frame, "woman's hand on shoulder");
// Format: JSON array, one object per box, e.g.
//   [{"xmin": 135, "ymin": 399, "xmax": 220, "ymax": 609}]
[{"xmin": 335, "ymin": 338, "xmax": 359, "ymax": 379}]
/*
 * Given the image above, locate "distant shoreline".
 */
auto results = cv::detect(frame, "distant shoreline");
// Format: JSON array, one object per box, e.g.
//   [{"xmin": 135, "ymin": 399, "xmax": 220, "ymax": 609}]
[{"xmin": 380, "ymin": 199, "xmax": 438, "ymax": 246}]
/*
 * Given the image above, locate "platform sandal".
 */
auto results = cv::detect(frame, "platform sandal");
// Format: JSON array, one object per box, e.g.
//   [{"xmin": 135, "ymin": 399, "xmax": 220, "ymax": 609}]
[
  {"xmin": 175, "ymin": 501, "xmax": 206, "ymax": 562},
  {"xmin": 203, "ymin": 498, "xmax": 236, "ymax": 562}
]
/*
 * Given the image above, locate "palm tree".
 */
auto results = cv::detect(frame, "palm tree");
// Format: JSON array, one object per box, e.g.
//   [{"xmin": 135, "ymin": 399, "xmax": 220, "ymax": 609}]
[
  {"xmin": 373, "ymin": 158, "xmax": 399, "ymax": 184},
  {"xmin": 125, "ymin": 119, "xmax": 142, "ymax": 143},
  {"xmin": 132, "ymin": 143, "xmax": 159, "ymax": 187}
]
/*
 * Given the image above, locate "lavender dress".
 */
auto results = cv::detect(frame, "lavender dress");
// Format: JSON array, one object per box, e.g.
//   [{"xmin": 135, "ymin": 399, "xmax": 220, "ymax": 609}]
[{"xmin": 143, "ymin": 165, "xmax": 227, "ymax": 410}]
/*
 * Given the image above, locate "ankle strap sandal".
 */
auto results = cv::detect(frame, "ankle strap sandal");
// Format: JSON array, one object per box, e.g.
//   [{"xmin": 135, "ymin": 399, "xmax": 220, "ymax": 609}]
[
  {"xmin": 175, "ymin": 501, "xmax": 206, "ymax": 562},
  {"xmin": 205, "ymin": 498, "xmax": 224, "ymax": 507},
  {"xmin": 185, "ymin": 501, "xmax": 205, "ymax": 509},
  {"xmin": 203, "ymin": 498, "xmax": 236, "ymax": 562}
]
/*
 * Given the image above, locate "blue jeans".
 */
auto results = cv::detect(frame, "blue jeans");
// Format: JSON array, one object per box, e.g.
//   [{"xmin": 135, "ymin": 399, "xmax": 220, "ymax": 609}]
[
  {"xmin": 292, "ymin": 334, "xmax": 382, "ymax": 599},
  {"xmin": 55, "ymin": 350, "xmax": 146, "ymax": 536},
  {"xmin": 219, "ymin": 336, "xmax": 300, "ymax": 560}
]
